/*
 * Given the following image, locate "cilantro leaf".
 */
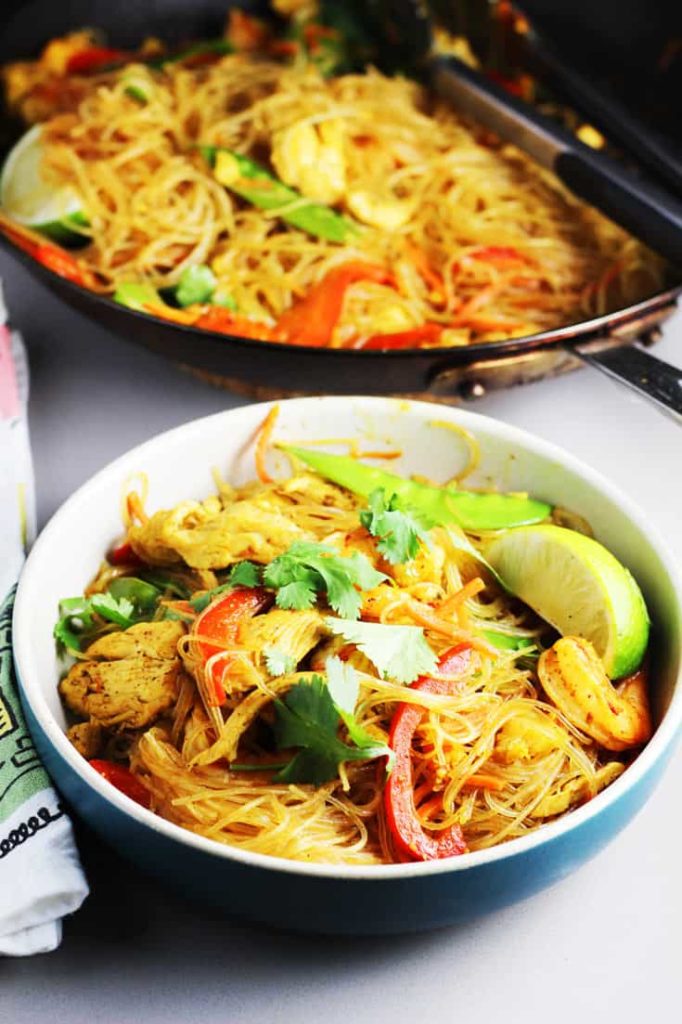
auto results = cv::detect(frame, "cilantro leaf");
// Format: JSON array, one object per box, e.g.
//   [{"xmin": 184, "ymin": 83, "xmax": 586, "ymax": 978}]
[
  {"xmin": 274, "ymin": 578, "xmax": 319, "ymax": 610},
  {"xmin": 325, "ymin": 655, "xmax": 360, "ymax": 714},
  {"xmin": 360, "ymin": 488, "xmax": 432, "ymax": 565},
  {"xmin": 53, "ymin": 618, "xmax": 82, "ymax": 653},
  {"xmin": 273, "ymin": 663, "xmax": 392, "ymax": 785},
  {"xmin": 229, "ymin": 561, "xmax": 263, "ymax": 588},
  {"xmin": 325, "ymin": 656, "xmax": 395, "ymax": 766},
  {"xmin": 189, "ymin": 561, "xmax": 263, "ymax": 612},
  {"xmin": 263, "ymin": 646, "xmax": 298, "ymax": 677},
  {"xmin": 263, "ymin": 542, "xmax": 386, "ymax": 620},
  {"xmin": 325, "ymin": 618, "xmax": 437, "ymax": 684},
  {"xmin": 90, "ymin": 592, "xmax": 136, "ymax": 627},
  {"xmin": 54, "ymin": 589, "xmax": 144, "ymax": 651}
]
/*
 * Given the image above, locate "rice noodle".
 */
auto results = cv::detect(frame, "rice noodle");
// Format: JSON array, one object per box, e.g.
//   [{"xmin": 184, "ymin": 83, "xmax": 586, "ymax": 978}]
[{"xmin": 23, "ymin": 54, "xmax": 664, "ymax": 348}]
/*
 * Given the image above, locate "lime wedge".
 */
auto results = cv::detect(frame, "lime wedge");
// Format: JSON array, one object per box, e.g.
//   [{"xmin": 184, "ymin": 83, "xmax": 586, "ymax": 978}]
[
  {"xmin": 0, "ymin": 125, "xmax": 87, "ymax": 244},
  {"xmin": 485, "ymin": 524, "xmax": 649, "ymax": 678}
]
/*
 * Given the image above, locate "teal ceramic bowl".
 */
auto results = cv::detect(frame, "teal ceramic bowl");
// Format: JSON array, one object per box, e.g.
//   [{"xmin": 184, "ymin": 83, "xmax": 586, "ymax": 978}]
[{"xmin": 13, "ymin": 398, "xmax": 682, "ymax": 934}]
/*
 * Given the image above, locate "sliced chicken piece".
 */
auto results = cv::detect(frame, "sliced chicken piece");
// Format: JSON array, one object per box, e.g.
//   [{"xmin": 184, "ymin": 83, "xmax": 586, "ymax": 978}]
[
  {"xmin": 129, "ymin": 497, "xmax": 309, "ymax": 569},
  {"xmin": 59, "ymin": 620, "xmax": 186, "ymax": 730}
]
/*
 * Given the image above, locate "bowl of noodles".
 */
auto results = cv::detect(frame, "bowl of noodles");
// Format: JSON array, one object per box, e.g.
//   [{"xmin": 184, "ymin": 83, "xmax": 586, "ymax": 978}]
[
  {"xmin": 12, "ymin": 397, "xmax": 682, "ymax": 934},
  {"xmin": 0, "ymin": 1, "xmax": 677, "ymax": 398}
]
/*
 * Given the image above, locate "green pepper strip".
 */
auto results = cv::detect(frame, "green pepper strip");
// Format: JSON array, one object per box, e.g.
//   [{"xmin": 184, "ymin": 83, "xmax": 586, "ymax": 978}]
[
  {"xmin": 200, "ymin": 146, "xmax": 360, "ymax": 244},
  {"xmin": 281, "ymin": 446, "xmax": 552, "ymax": 531}
]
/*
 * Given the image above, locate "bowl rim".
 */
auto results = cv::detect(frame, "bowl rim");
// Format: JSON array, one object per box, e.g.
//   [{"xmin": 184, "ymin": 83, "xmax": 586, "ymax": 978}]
[{"xmin": 13, "ymin": 396, "xmax": 682, "ymax": 881}]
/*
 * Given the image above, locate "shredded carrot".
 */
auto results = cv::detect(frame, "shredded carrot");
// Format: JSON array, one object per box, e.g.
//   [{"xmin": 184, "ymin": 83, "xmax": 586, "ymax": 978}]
[
  {"xmin": 582, "ymin": 260, "xmax": 623, "ymax": 302},
  {"xmin": 438, "ymin": 578, "xmax": 486, "ymax": 618},
  {"xmin": 463, "ymin": 773, "xmax": 506, "ymax": 792},
  {"xmin": 404, "ymin": 241, "xmax": 445, "ymax": 302},
  {"xmin": 255, "ymin": 405, "xmax": 280, "ymax": 483},
  {"xmin": 142, "ymin": 303, "xmax": 198, "ymax": 325},
  {"xmin": 355, "ymin": 449, "xmax": 402, "ymax": 460},
  {"xmin": 164, "ymin": 599, "xmax": 195, "ymax": 619},
  {"xmin": 466, "ymin": 245, "xmax": 537, "ymax": 269},
  {"xmin": 450, "ymin": 280, "xmax": 507, "ymax": 322},
  {"xmin": 126, "ymin": 491, "xmax": 148, "ymax": 524},
  {"xmin": 405, "ymin": 598, "xmax": 495, "ymax": 655}
]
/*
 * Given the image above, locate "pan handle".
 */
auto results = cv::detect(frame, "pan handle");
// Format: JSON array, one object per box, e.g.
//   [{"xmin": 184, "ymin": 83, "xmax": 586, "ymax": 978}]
[{"xmin": 568, "ymin": 340, "xmax": 682, "ymax": 423}]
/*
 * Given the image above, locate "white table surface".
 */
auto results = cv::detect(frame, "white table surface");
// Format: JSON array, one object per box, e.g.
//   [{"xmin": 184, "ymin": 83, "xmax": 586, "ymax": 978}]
[{"xmin": 2, "ymin": 249, "xmax": 681, "ymax": 1022}]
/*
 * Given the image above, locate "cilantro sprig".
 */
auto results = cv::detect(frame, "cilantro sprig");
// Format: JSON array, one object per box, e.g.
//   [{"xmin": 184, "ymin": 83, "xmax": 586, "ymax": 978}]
[
  {"xmin": 263, "ymin": 542, "xmax": 386, "ymax": 620},
  {"xmin": 325, "ymin": 618, "xmax": 437, "ymax": 684},
  {"xmin": 360, "ymin": 488, "xmax": 432, "ymax": 565},
  {"xmin": 190, "ymin": 543, "xmax": 384, "ymax": 621},
  {"xmin": 273, "ymin": 657, "xmax": 393, "ymax": 784},
  {"xmin": 54, "ymin": 576, "xmax": 165, "ymax": 651}
]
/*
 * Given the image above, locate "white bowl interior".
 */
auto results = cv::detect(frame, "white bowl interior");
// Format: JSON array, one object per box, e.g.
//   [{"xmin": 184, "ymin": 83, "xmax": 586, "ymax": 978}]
[{"xmin": 13, "ymin": 396, "xmax": 682, "ymax": 876}]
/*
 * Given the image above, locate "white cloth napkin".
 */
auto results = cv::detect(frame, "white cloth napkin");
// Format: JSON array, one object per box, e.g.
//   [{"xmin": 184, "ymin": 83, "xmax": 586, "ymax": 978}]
[{"xmin": 0, "ymin": 290, "xmax": 89, "ymax": 955}]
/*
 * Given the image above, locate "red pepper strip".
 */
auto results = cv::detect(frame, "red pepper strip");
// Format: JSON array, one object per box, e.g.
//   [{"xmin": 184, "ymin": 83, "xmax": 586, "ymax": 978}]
[
  {"xmin": 193, "ymin": 588, "xmax": 270, "ymax": 705},
  {"xmin": 384, "ymin": 643, "xmax": 472, "ymax": 861},
  {"xmin": 109, "ymin": 541, "xmax": 144, "ymax": 567},
  {"xmin": 194, "ymin": 306, "xmax": 280, "ymax": 341},
  {"xmin": 276, "ymin": 261, "xmax": 396, "ymax": 347},
  {"xmin": 485, "ymin": 71, "xmax": 526, "ymax": 99},
  {"xmin": 360, "ymin": 323, "xmax": 444, "ymax": 350},
  {"xmin": 35, "ymin": 244, "xmax": 92, "ymax": 286},
  {"xmin": 88, "ymin": 759, "xmax": 151, "ymax": 808},
  {"xmin": 2, "ymin": 225, "xmax": 91, "ymax": 287},
  {"xmin": 66, "ymin": 47, "xmax": 129, "ymax": 75}
]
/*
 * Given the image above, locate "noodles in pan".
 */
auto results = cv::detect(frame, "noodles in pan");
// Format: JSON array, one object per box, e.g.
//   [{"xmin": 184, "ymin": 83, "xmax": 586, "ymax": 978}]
[{"xmin": 0, "ymin": 7, "xmax": 665, "ymax": 350}]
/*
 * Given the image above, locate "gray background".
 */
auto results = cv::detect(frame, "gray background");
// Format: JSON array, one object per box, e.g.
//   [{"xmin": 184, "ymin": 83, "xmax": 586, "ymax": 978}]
[{"xmin": 2, "ymin": 249, "xmax": 681, "ymax": 1022}]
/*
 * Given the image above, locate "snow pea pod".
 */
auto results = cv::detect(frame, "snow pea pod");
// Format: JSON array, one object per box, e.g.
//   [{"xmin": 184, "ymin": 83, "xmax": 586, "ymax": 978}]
[
  {"xmin": 200, "ymin": 146, "xmax": 360, "ymax": 243},
  {"xmin": 282, "ymin": 446, "xmax": 552, "ymax": 531},
  {"xmin": 483, "ymin": 630, "xmax": 536, "ymax": 652}
]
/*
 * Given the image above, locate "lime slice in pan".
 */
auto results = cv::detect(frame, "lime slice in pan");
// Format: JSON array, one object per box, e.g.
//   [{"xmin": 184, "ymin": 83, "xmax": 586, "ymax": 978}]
[{"xmin": 0, "ymin": 125, "xmax": 87, "ymax": 244}]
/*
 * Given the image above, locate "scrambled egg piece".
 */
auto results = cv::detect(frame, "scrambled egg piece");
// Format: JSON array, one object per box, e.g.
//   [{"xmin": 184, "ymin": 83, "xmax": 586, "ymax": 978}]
[
  {"xmin": 494, "ymin": 712, "xmax": 558, "ymax": 764},
  {"xmin": 60, "ymin": 621, "xmax": 185, "ymax": 730},
  {"xmin": 129, "ymin": 496, "xmax": 309, "ymax": 569},
  {"xmin": 346, "ymin": 189, "xmax": 414, "ymax": 230},
  {"xmin": 271, "ymin": 119, "xmax": 347, "ymax": 204}
]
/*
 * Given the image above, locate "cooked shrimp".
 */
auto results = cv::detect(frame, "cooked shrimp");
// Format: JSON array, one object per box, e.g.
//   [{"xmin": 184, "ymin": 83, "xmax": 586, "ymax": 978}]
[{"xmin": 538, "ymin": 637, "xmax": 652, "ymax": 751}]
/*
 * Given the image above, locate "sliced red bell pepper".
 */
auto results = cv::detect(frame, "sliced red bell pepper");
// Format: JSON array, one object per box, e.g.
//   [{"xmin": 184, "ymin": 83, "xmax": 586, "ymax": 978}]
[
  {"xmin": 35, "ymin": 243, "xmax": 92, "ymax": 286},
  {"xmin": 193, "ymin": 588, "xmax": 270, "ymax": 704},
  {"xmin": 485, "ymin": 71, "xmax": 526, "ymax": 98},
  {"xmin": 360, "ymin": 323, "xmax": 444, "ymax": 350},
  {"xmin": 89, "ymin": 759, "xmax": 151, "ymax": 808},
  {"xmin": 3, "ymin": 228, "xmax": 92, "ymax": 287},
  {"xmin": 193, "ymin": 306, "xmax": 280, "ymax": 341},
  {"xmin": 277, "ymin": 261, "xmax": 395, "ymax": 347},
  {"xmin": 384, "ymin": 643, "xmax": 472, "ymax": 861},
  {"xmin": 109, "ymin": 541, "xmax": 144, "ymax": 567},
  {"xmin": 66, "ymin": 47, "xmax": 128, "ymax": 75}
]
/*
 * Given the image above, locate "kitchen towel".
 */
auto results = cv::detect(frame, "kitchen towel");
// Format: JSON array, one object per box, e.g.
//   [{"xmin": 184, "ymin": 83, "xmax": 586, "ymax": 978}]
[{"xmin": 0, "ymin": 287, "xmax": 89, "ymax": 955}]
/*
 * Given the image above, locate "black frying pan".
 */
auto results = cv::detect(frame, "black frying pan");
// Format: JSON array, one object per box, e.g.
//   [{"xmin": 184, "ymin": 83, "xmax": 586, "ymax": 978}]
[{"xmin": 1, "ymin": 0, "xmax": 681, "ymax": 411}]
